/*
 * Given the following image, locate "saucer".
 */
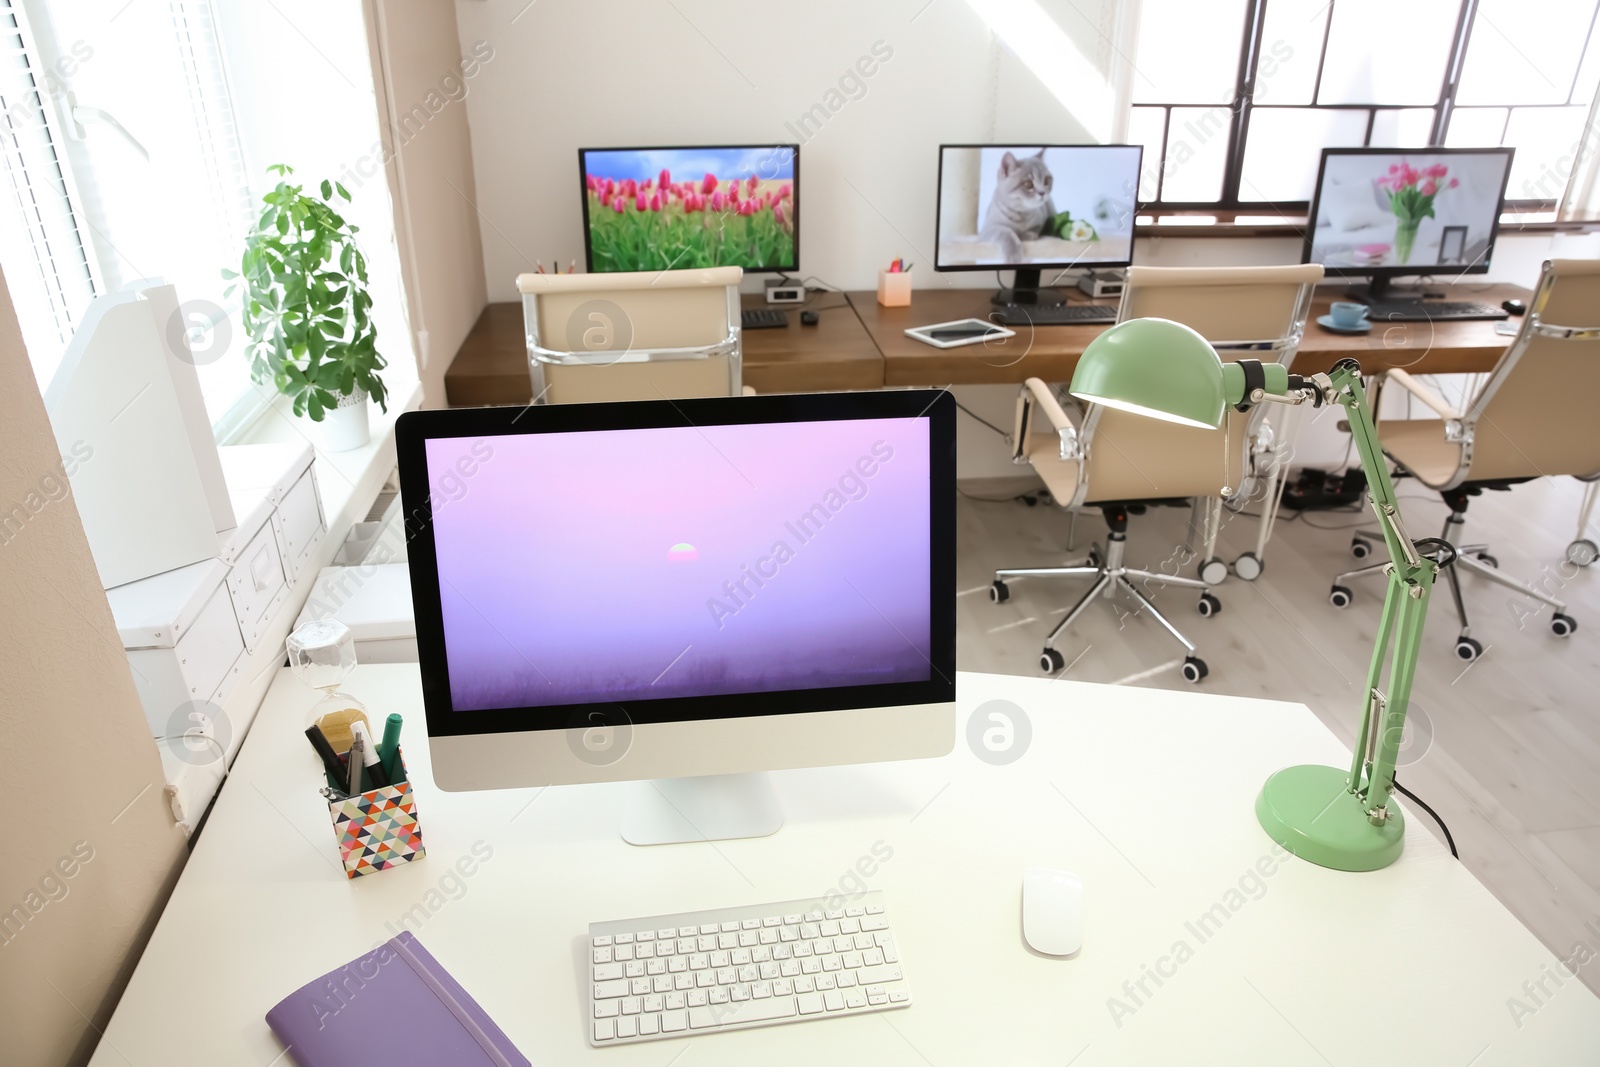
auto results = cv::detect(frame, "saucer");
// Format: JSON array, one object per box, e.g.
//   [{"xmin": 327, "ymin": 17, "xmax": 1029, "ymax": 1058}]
[{"xmin": 1316, "ymin": 313, "xmax": 1372, "ymax": 335}]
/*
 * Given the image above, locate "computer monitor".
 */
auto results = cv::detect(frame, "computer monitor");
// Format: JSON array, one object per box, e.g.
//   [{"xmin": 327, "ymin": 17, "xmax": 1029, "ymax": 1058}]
[
  {"xmin": 1304, "ymin": 147, "xmax": 1514, "ymax": 301},
  {"xmin": 935, "ymin": 143, "xmax": 1142, "ymax": 306},
  {"xmin": 396, "ymin": 390, "xmax": 955, "ymax": 845},
  {"xmin": 579, "ymin": 144, "xmax": 799, "ymax": 274}
]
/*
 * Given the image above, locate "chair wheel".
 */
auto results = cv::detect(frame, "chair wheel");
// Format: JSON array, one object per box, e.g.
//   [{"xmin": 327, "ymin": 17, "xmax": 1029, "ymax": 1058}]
[
  {"xmin": 1351, "ymin": 538, "xmax": 1371, "ymax": 559},
  {"xmin": 1329, "ymin": 585, "xmax": 1353, "ymax": 608},
  {"xmin": 1197, "ymin": 593, "xmax": 1221, "ymax": 617},
  {"xmin": 1568, "ymin": 539, "xmax": 1598, "ymax": 567},
  {"xmin": 1181, "ymin": 656, "xmax": 1208, "ymax": 683},
  {"xmin": 989, "ymin": 580, "xmax": 1010, "ymax": 604},
  {"xmin": 1039, "ymin": 648, "xmax": 1065, "ymax": 674},
  {"xmin": 1454, "ymin": 636, "xmax": 1483, "ymax": 661},
  {"xmin": 1198, "ymin": 557, "xmax": 1228, "ymax": 585},
  {"xmin": 1475, "ymin": 553, "xmax": 1498, "ymax": 569},
  {"xmin": 1233, "ymin": 552, "xmax": 1263, "ymax": 581},
  {"xmin": 1552, "ymin": 613, "xmax": 1578, "ymax": 638},
  {"xmin": 1086, "ymin": 546, "xmax": 1103, "ymax": 568}
]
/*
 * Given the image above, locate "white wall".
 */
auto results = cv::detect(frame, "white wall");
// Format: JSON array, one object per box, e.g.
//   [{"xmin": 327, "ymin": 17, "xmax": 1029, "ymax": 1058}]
[
  {"xmin": 0, "ymin": 265, "xmax": 187, "ymax": 1067},
  {"xmin": 453, "ymin": 0, "xmax": 1126, "ymax": 299}
]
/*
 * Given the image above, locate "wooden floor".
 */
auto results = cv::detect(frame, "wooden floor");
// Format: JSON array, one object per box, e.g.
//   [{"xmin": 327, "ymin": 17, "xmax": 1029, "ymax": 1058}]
[{"xmin": 957, "ymin": 472, "xmax": 1600, "ymax": 994}]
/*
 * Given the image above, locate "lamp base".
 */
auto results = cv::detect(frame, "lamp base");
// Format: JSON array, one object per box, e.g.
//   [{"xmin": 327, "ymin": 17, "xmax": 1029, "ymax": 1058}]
[{"xmin": 1256, "ymin": 764, "xmax": 1405, "ymax": 872}]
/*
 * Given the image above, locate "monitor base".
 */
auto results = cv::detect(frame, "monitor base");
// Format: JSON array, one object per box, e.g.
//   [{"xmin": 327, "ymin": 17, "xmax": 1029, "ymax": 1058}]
[{"xmin": 621, "ymin": 772, "xmax": 784, "ymax": 846}]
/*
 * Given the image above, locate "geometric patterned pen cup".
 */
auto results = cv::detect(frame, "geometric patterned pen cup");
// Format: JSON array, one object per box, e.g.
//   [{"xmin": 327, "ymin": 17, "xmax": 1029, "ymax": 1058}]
[{"xmin": 328, "ymin": 750, "xmax": 425, "ymax": 879}]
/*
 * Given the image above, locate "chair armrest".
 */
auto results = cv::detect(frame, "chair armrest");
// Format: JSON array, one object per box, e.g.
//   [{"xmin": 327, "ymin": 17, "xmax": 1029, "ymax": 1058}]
[
  {"xmin": 1384, "ymin": 369, "xmax": 1461, "ymax": 421},
  {"xmin": 741, "ymin": 385, "xmax": 757, "ymax": 396},
  {"xmin": 1014, "ymin": 378, "xmax": 1082, "ymax": 463}
]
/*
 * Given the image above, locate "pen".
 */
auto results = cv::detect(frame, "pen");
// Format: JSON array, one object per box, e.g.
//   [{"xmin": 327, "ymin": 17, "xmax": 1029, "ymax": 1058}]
[
  {"xmin": 305, "ymin": 724, "xmax": 348, "ymax": 791},
  {"xmin": 347, "ymin": 734, "xmax": 366, "ymax": 795},
  {"xmin": 379, "ymin": 713, "xmax": 404, "ymax": 785},
  {"xmin": 351, "ymin": 721, "xmax": 389, "ymax": 788},
  {"xmin": 902, "ymin": 262, "xmax": 914, "ymax": 271}
]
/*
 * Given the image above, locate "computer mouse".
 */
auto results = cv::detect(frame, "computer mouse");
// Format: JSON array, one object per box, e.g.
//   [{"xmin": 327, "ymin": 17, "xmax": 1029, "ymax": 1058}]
[
  {"xmin": 800, "ymin": 310, "xmax": 819, "ymax": 326},
  {"xmin": 1502, "ymin": 299, "xmax": 1525, "ymax": 316},
  {"xmin": 1021, "ymin": 867, "xmax": 1082, "ymax": 956}
]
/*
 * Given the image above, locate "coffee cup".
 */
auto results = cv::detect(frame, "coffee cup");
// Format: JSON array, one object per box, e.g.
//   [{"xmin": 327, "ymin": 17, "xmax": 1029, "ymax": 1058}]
[{"xmin": 1330, "ymin": 302, "xmax": 1369, "ymax": 329}]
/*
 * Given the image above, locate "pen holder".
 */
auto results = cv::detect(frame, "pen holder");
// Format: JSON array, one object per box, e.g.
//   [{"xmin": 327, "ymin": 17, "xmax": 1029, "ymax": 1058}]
[
  {"xmin": 877, "ymin": 269, "xmax": 912, "ymax": 307},
  {"xmin": 328, "ymin": 750, "xmax": 425, "ymax": 879}
]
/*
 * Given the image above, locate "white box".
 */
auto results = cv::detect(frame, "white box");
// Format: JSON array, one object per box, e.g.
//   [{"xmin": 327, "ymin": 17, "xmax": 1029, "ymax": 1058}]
[
  {"xmin": 226, "ymin": 520, "xmax": 288, "ymax": 654},
  {"xmin": 273, "ymin": 466, "xmax": 326, "ymax": 583}
]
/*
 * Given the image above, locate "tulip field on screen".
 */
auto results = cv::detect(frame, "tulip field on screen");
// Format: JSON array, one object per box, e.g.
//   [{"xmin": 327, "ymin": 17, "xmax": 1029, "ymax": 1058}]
[{"xmin": 584, "ymin": 166, "xmax": 795, "ymax": 272}]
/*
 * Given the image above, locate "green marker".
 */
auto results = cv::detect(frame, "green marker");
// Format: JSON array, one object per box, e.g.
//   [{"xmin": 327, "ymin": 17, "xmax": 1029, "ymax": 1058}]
[{"xmin": 380, "ymin": 713, "xmax": 405, "ymax": 785}]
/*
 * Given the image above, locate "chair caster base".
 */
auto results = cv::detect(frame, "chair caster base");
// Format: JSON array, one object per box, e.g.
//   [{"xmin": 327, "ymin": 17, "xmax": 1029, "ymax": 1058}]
[
  {"xmin": 1197, "ymin": 557, "xmax": 1228, "ymax": 585},
  {"xmin": 1233, "ymin": 552, "xmax": 1263, "ymax": 581},
  {"xmin": 1568, "ymin": 539, "xmax": 1598, "ymax": 567},
  {"xmin": 1454, "ymin": 635, "xmax": 1483, "ymax": 662},
  {"xmin": 1552, "ymin": 613, "xmax": 1578, "ymax": 638},
  {"xmin": 989, "ymin": 580, "xmax": 1010, "ymax": 604},
  {"xmin": 1329, "ymin": 585, "xmax": 1353, "ymax": 609},
  {"xmin": 1351, "ymin": 537, "xmax": 1372, "ymax": 559},
  {"xmin": 1181, "ymin": 656, "xmax": 1208, "ymax": 683},
  {"xmin": 1039, "ymin": 647, "xmax": 1066, "ymax": 674},
  {"xmin": 1197, "ymin": 593, "xmax": 1221, "ymax": 617}
]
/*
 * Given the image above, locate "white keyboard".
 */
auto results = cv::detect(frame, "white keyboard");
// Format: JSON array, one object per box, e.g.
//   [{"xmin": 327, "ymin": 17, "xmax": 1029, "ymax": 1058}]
[{"xmin": 586, "ymin": 890, "xmax": 910, "ymax": 1046}]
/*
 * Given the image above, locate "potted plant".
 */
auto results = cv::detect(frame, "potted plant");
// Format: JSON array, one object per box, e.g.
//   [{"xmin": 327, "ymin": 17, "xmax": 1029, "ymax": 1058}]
[{"xmin": 225, "ymin": 164, "xmax": 388, "ymax": 451}]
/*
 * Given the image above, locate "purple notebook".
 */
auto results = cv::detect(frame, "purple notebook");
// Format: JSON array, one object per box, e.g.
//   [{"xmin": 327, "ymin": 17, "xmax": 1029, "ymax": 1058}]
[{"xmin": 266, "ymin": 932, "xmax": 530, "ymax": 1067}]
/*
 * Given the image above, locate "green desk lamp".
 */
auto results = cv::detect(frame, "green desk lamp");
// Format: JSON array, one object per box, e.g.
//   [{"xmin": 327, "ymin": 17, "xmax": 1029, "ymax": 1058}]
[{"xmin": 1070, "ymin": 317, "xmax": 1454, "ymax": 872}]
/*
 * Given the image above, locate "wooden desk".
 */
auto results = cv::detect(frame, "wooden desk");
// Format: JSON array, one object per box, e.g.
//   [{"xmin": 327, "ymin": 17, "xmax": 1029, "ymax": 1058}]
[
  {"xmin": 443, "ymin": 295, "xmax": 881, "ymax": 406},
  {"xmin": 848, "ymin": 283, "xmax": 1530, "ymax": 387},
  {"xmin": 91, "ymin": 665, "xmax": 1600, "ymax": 1064}
]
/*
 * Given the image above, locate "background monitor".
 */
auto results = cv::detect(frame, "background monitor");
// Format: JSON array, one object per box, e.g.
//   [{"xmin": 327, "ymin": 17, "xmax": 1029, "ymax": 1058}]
[
  {"xmin": 397, "ymin": 390, "xmax": 956, "ymax": 843},
  {"xmin": 1304, "ymin": 147, "xmax": 1514, "ymax": 299},
  {"xmin": 579, "ymin": 144, "xmax": 798, "ymax": 274},
  {"xmin": 936, "ymin": 143, "xmax": 1142, "ymax": 302}
]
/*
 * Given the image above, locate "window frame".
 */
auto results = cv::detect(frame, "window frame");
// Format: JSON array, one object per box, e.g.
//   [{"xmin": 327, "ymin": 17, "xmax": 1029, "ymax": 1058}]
[{"xmin": 1135, "ymin": 0, "xmax": 1600, "ymax": 213}]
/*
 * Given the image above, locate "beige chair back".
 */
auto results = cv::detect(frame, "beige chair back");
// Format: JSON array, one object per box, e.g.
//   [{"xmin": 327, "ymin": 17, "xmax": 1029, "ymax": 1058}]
[
  {"xmin": 1075, "ymin": 264, "xmax": 1323, "ymax": 504},
  {"xmin": 517, "ymin": 267, "xmax": 742, "ymax": 404},
  {"xmin": 1458, "ymin": 259, "xmax": 1600, "ymax": 481}
]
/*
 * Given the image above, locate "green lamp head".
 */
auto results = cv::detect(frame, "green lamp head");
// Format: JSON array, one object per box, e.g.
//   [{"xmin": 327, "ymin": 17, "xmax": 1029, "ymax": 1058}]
[{"xmin": 1068, "ymin": 317, "xmax": 1227, "ymax": 429}]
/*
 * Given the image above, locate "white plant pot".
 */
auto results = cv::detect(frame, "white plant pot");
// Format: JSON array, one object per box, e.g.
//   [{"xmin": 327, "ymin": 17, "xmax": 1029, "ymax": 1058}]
[{"xmin": 318, "ymin": 390, "xmax": 370, "ymax": 452}]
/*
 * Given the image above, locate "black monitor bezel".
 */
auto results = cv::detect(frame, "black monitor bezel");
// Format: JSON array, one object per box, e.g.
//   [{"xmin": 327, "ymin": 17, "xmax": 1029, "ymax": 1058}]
[
  {"xmin": 578, "ymin": 144, "xmax": 800, "ymax": 275},
  {"xmin": 933, "ymin": 143, "xmax": 1144, "ymax": 273},
  {"xmin": 396, "ymin": 391, "xmax": 956, "ymax": 741},
  {"xmin": 1301, "ymin": 146, "xmax": 1516, "ymax": 283}
]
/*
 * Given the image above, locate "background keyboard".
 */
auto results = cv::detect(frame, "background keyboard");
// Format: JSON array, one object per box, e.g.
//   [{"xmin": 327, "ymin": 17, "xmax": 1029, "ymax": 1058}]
[
  {"xmin": 586, "ymin": 890, "xmax": 910, "ymax": 1045},
  {"xmin": 991, "ymin": 302, "xmax": 1118, "ymax": 326},
  {"xmin": 1363, "ymin": 300, "xmax": 1508, "ymax": 322},
  {"xmin": 742, "ymin": 307, "xmax": 789, "ymax": 329}
]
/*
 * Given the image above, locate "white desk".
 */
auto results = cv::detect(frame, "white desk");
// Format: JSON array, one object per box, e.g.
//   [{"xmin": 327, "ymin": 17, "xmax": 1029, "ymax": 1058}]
[{"xmin": 93, "ymin": 666, "xmax": 1600, "ymax": 1065}]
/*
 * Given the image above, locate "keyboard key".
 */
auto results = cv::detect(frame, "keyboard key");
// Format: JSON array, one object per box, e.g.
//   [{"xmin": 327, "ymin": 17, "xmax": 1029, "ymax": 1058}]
[
  {"xmin": 639, "ymin": 1014, "xmax": 660, "ymax": 1036},
  {"xmin": 823, "ymin": 990, "xmax": 845, "ymax": 1011},
  {"xmin": 643, "ymin": 994, "xmax": 664, "ymax": 1013},
  {"xmin": 784, "ymin": 913, "xmax": 802, "ymax": 924},
  {"xmin": 592, "ymin": 963, "xmax": 623, "ymax": 982},
  {"xmin": 595, "ymin": 999, "xmax": 620, "ymax": 1018},
  {"xmin": 700, "ymin": 924, "xmax": 719, "ymax": 936},
  {"xmin": 890, "ymin": 989, "xmax": 910, "ymax": 1004},
  {"xmin": 637, "ymin": 931, "xmax": 655, "ymax": 942},
  {"xmin": 816, "ymin": 974, "xmax": 837, "ymax": 990},
  {"xmin": 658, "ymin": 928, "xmax": 676, "ymax": 939},
  {"xmin": 617, "ymin": 1016, "xmax": 638, "ymax": 1038},
  {"xmin": 594, "ymin": 1019, "xmax": 615, "ymax": 1041},
  {"xmin": 845, "ymin": 991, "xmax": 867, "ymax": 1009},
  {"xmin": 795, "ymin": 976, "xmax": 815, "ymax": 993},
  {"xmin": 665, "ymin": 992, "xmax": 686, "ymax": 1010},
  {"xmin": 798, "ymin": 992, "xmax": 824, "ymax": 1015},
  {"xmin": 595, "ymin": 979, "xmax": 629, "ymax": 999},
  {"xmin": 593, "ymin": 935, "xmax": 613, "ymax": 947},
  {"xmin": 861, "ymin": 916, "xmax": 889, "ymax": 932},
  {"xmin": 616, "ymin": 932, "xmax": 634, "ymax": 944},
  {"xmin": 762, "ymin": 916, "xmax": 782, "ymax": 928},
  {"xmin": 858, "ymin": 964, "xmax": 904, "ymax": 985},
  {"xmin": 709, "ymin": 987, "xmax": 730, "ymax": 1004},
  {"xmin": 868, "ymin": 992, "xmax": 888, "ymax": 1005},
  {"xmin": 615, "ymin": 944, "xmax": 634, "ymax": 961},
  {"xmin": 661, "ymin": 1010, "xmax": 688, "ymax": 1033},
  {"xmin": 592, "ymin": 947, "xmax": 612, "ymax": 964},
  {"xmin": 622, "ymin": 997, "xmax": 640, "ymax": 1014},
  {"xmin": 845, "ymin": 906, "xmax": 865, "ymax": 917},
  {"xmin": 773, "ymin": 979, "xmax": 793, "ymax": 996},
  {"xmin": 625, "ymin": 962, "xmax": 645, "ymax": 979},
  {"xmin": 866, "ymin": 903, "xmax": 884, "ymax": 915},
  {"xmin": 752, "ymin": 981, "xmax": 772, "ymax": 999},
  {"xmin": 688, "ymin": 989, "xmax": 708, "ymax": 1007},
  {"xmin": 630, "ymin": 978, "xmax": 649, "ymax": 996},
  {"xmin": 693, "ymin": 998, "xmax": 797, "ymax": 1029},
  {"xmin": 863, "ymin": 948, "xmax": 884, "ymax": 966},
  {"xmin": 720, "ymin": 921, "xmax": 738, "ymax": 933},
  {"xmin": 840, "ymin": 918, "xmax": 861, "ymax": 935}
]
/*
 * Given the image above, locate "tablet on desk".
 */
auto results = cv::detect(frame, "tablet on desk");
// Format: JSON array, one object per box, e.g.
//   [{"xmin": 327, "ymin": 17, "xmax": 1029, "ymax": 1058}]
[{"xmin": 905, "ymin": 318, "xmax": 1016, "ymax": 349}]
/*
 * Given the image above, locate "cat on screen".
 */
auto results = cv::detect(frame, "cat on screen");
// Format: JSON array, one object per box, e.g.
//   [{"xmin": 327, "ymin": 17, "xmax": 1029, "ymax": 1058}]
[{"xmin": 980, "ymin": 149, "xmax": 1055, "ymax": 261}]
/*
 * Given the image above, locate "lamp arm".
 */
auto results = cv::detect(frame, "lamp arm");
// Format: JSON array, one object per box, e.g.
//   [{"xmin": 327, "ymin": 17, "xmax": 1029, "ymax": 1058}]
[{"xmin": 1237, "ymin": 357, "xmax": 1441, "ymax": 826}]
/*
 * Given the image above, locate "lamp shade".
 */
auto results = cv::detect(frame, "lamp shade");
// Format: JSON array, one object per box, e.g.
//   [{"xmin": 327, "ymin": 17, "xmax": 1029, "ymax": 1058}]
[{"xmin": 1068, "ymin": 317, "xmax": 1226, "ymax": 429}]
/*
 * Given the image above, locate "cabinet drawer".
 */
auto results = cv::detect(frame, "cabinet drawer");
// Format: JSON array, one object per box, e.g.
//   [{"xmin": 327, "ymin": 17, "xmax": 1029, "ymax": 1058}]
[
  {"xmin": 127, "ymin": 582, "xmax": 244, "ymax": 735},
  {"xmin": 227, "ymin": 520, "xmax": 287, "ymax": 653},
  {"xmin": 273, "ymin": 466, "xmax": 325, "ymax": 582}
]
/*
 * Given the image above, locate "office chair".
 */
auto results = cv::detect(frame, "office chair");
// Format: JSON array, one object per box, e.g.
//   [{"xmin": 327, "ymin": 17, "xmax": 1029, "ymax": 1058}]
[
  {"xmin": 518, "ymin": 267, "xmax": 744, "ymax": 403},
  {"xmin": 1329, "ymin": 258, "xmax": 1600, "ymax": 660},
  {"xmin": 988, "ymin": 264, "xmax": 1322, "ymax": 682}
]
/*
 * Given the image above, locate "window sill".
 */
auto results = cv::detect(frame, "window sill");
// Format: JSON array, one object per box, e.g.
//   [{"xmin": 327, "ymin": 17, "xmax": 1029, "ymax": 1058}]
[{"xmin": 1133, "ymin": 212, "xmax": 1600, "ymax": 239}]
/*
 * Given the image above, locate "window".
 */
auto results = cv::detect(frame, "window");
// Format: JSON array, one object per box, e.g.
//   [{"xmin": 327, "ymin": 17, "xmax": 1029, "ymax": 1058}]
[
  {"xmin": 0, "ymin": 0, "xmax": 97, "ymax": 386},
  {"xmin": 1130, "ymin": 0, "xmax": 1600, "ymax": 210},
  {"xmin": 0, "ymin": 0, "xmax": 266, "ymax": 435}
]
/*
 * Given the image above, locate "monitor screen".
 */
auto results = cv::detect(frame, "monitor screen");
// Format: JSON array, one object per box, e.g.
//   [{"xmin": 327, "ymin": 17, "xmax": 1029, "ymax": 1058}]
[
  {"xmin": 410, "ymin": 401, "xmax": 948, "ymax": 729},
  {"xmin": 579, "ymin": 144, "xmax": 798, "ymax": 274},
  {"xmin": 1304, "ymin": 148, "xmax": 1514, "ymax": 277},
  {"xmin": 935, "ymin": 144, "xmax": 1141, "ymax": 271}
]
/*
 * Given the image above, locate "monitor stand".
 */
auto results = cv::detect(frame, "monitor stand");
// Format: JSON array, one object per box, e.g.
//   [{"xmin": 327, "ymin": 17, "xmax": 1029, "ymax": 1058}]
[
  {"xmin": 621, "ymin": 772, "xmax": 784, "ymax": 846},
  {"xmin": 991, "ymin": 268, "xmax": 1065, "ymax": 308},
  {"xmin": 1347, "ymin": 276, "xmax": 1436, "ymax": 304}
]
